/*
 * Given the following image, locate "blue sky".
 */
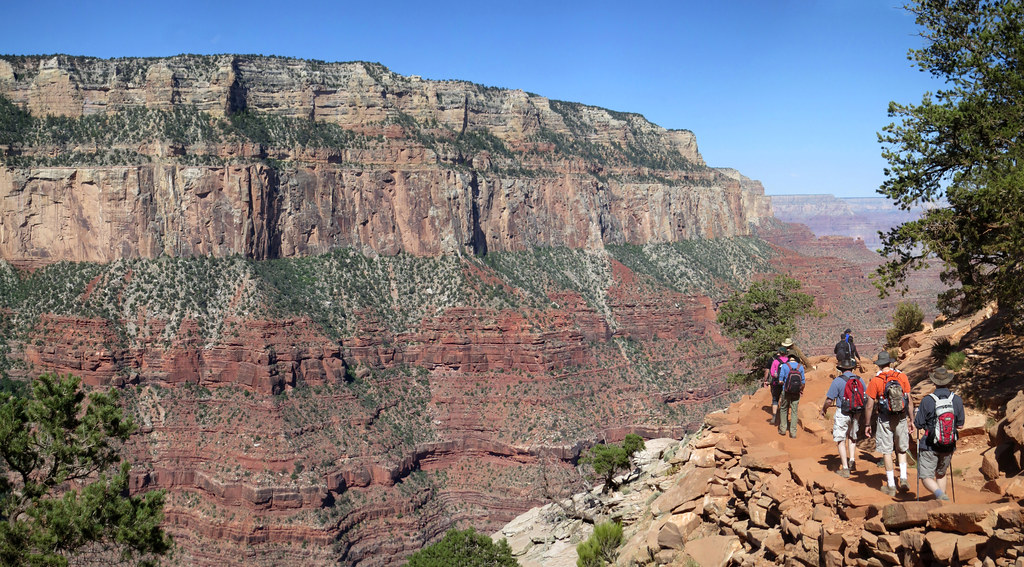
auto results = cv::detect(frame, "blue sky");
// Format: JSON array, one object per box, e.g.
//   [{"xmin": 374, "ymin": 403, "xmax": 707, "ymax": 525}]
[{"xmin": 1, "ymin": 1, "xmax": 941, "ymax": 198}]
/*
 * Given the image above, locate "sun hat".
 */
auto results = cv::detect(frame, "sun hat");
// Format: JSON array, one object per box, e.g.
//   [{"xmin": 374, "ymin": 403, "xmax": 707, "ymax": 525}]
[
  {"xmin": 781, "ymin": 338, "xmax": 794, "ymax": 347},
  {"xmin": 929, "ymin": 367, "xmax": 954, "ymax": 386},
  {"xmin": 837, "ymin": 358, "xmax": 857, "ymax": 371},
  {"xmin": 874, "ymin": 351, "xmax": 892, "ymax": 366}
]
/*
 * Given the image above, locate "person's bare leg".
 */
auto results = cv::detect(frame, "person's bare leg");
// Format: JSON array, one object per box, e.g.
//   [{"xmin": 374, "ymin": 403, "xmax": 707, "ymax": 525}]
[{"xmin": 837, "ymin": 441, "xmax": 849, "ymax": 469}]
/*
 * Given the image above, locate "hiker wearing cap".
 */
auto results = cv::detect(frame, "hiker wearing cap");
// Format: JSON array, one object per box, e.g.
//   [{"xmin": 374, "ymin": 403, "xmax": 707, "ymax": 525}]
[
  {"xmin": 864, "ymin": 351, "xmax": 915, "ymax": 496},
  {"xmin": 913, "ymin": 367, "xmax": 965, "ymax": 501},
  {"xmin": 764, "ymin": 347, "xmax": 790, "ymax": 425},
  {"xmin": 819, "ymin": 358, "xmax": 866, "ymax": 478},
  {"xmin": 834, "ymin": 328, "xmax": 862, "ymax": 369}
]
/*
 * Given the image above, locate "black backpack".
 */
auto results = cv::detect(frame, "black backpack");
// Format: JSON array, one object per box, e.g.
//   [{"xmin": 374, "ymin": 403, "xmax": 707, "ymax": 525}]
[
  {"xmin": 780, "ymin": 360, "xmax": 804, "ymax": 396},
  {"xmin": 835, "ymin": 337, "xmax": 853, "ymax": 362}
]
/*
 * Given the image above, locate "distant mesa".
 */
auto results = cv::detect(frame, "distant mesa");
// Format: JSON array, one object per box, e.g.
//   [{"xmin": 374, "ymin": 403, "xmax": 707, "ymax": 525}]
[{"xmin": 769, "ymin": 193, "xmax": 933, "ymax": 250}]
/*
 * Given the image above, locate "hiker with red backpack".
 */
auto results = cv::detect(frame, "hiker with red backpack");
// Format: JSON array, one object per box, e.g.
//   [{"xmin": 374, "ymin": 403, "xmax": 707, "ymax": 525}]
[
  {"xmin": 819, "ymin": 358, "xmax": 866, "ymax": 478},
  {"xmin": 913, "ymin": 367, "xmax": 965, "ymax": 501},
  {"xmin": 776, "ymin": 349, "xmax": 806, "ymax": 438},
  {"xmin": 864, "ymin": 351, "xmax": 915, "ymax": 496}
]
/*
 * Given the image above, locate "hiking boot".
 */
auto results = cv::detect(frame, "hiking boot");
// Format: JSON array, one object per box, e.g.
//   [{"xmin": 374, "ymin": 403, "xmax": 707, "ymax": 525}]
[
  {"xmin": 880, "ymin": 485, "xmax": 897, "ymax": 496},
  {"xmin": 899, "ymin": 478, "xmax": 910, "ymax": 491},
  {"xmin": 937, "ymin": 493, "xmax": 951, "ymax": 501},
  {"xmin": 848, "ymin": 461, "xmax": 856, "ymax": 472},
  {"xmin": 789, "ymin": 432, "xmax": 797, "ymax": 438},
  {"xmin": 836, "ymin": 467, "xmax": 851, "ymax": 479}
]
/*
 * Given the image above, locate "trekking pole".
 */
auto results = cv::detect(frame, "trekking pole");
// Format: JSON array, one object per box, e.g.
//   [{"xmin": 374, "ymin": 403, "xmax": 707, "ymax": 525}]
[
  {"xmin": 914, "ymin": 425, "xmax": 920, "ymax": 501},
  {"xmin": 950, "ymin": 453, "xmax": 956, "ymax": 503}
]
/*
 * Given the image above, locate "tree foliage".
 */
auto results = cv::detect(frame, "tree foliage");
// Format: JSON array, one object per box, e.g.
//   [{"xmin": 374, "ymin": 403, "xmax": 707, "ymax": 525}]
[
  {"xmin": 715, "ymin": 275, "xmax": 820, "ymax": 383},
  {"xmin": 576, "ymin": 521, "xmax": 624, "ymax": 567},
  {"xmin": 579, "ymin": 434, "xmax": 645, "ymax": 493},
  {"xmin": 0, "ymin": 374, "xmax": 171, "ymax": 566},
  {"xmin": 885, "ymin": 302, "xmax": 925, "ymax": 347},
  {"xmin": 403, "ymin": 528, "xmax": 517, "ymax": 567},
  {"xmin": 877, "ymin": 0, "xmax": 1024, "ymax": 323}
]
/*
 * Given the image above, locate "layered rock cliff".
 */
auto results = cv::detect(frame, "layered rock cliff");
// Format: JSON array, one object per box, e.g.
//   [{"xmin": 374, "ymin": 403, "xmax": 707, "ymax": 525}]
[{"xmin": 0, "ymin": 54, "xmax": 771, "ymax": 266}]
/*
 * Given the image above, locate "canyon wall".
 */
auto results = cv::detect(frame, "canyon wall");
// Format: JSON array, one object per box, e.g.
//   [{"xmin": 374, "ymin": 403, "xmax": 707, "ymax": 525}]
[{"xmin": 0, "ymin": 55, "xmax": 772, "ymax": 266}]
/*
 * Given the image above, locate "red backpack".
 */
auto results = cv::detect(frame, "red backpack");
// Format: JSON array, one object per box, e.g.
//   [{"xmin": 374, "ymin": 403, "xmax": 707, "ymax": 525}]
[
  {"xmin": 928, "ymin": 392, "xmax": 958, "ymax": 451},
  {"xmin": 840, "ymin": 375, "xmax": 865, "ymax": 414}
]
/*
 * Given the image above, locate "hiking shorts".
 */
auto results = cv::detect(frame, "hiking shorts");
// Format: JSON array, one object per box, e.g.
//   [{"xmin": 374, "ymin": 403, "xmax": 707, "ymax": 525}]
[
  {"xmin": 771, "ymin": 382, "xmax": 783, "ymax": 405},
  {"xmin": 875, "ymin": 413, "xmax": 909, "ymax": 454},
  {"xmin": 917, "ymin": 448, "xmax": 953, "ymax": 479},
  {"xmin": 832, "ymin": 410, "xmax": 860, "ymax": 443}
]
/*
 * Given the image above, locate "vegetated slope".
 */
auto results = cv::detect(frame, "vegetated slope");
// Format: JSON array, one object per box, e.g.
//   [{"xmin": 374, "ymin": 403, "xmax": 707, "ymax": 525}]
[
  {"xmin": 0, "ymin": 237, "xmax": 783, "ymax": 566},
  {"xmin": 0, "ymin": 54, "xmax": 771, "ymax": 267}
]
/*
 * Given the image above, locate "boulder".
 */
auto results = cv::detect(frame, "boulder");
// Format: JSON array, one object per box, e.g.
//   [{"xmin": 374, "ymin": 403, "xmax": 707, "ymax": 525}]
[
  {"xmin": 651, "ymin": 466, "xmax": 715, "ymax": 516},
  {"xmin": 881, "ymin": 501, "xmax": 943, "ymax": 530},
  {"xmin": 927, "ymin": 503, "xmax": 1002, "ymax": 535},
  {"xmin": 656, "ymin": 512, "xmax": 701, "ymax": 550},
  {"xmin": 689, "ymin": 447, "xmax": 717, "ymax": 467},
  {"xmin": 739, "ymin": 445, "xmax": 790, "ymax": 472},
  {"xmin": 683, "ymin": 535, "xmax": 743, "ymax": 567},
  {"xmin": 925, "ymin": 531, "xmax": 988, "ymax": 563}
]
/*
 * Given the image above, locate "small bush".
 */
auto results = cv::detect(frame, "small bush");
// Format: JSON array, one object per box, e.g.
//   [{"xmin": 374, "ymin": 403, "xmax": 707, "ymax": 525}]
[
  {"xmin": 576, "ymin": 521, "xmax": 623, "ymax": 567},
  {"xmin": 886, "ymin": 302, "xmax": 924, "ymax": 347},
  {"xmin": 931, "ymin": 336, "xmax": 959, "ymax": 361},
  {"xmin": 944, "ymin": 351, "xmax": 967, "ymax": 371}
]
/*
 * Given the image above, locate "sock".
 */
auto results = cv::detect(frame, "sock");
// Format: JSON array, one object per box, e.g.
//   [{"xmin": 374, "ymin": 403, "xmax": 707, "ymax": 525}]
[
  {"xmin": 899, "ymin": 462, "xmax": 908, "ymax": 480},
  {"xmin": 886, "ymin": 470, "xmax": 895, "ymax": 487},
  {"xmin": 934, "ymin": 489, "xmax": 946, "ymax": 498}
]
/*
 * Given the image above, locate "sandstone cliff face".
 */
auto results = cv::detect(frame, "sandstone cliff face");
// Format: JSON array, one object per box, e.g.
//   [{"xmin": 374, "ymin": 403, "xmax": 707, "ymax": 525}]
[{"xmin": 0, "ymin": 55, "xmax": 772, "ymax": 265}]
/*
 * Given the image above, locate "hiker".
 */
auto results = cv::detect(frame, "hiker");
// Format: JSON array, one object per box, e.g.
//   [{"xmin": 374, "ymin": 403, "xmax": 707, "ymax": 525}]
[
  {"xmin": 819, "ymin": 358, "xmax": 866, "ymax": 478},
  {"xmin": 764, "ymin": 347, "xmax": 790, "ymax": 425},
  {"xmin": 913, "ymin": 367, "xmax": 965, "ymax": 501},
  {"xmin": 864, "ymin": 351, "xmax": 915, "ymax": 496},
  {"xmin": 776, "ymin": 351, "xmax": 805, "ymax": 438},
  {"xmin": 781, "ymin": 337, "xmax": 809, "ymax": 367},
  {"xmin": 833, "ymin": 328, "xmax": 861, "ymax": 368}
]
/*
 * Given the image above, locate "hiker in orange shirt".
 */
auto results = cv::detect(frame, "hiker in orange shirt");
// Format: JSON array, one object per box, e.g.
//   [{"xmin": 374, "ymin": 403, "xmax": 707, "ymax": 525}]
[{"xmin": 864, "ymin": 351, "xmax": 915, "ymax": 496}]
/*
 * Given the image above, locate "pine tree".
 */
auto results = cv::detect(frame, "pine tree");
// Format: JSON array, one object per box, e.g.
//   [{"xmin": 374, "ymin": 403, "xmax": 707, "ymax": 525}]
[
  {"xmin": 877, "ymin": 0, "xmax": 1024, "ymax": 323},
  {"xmin": 0, "ymin": 374, "xmax": 172, "ymax": 566}
]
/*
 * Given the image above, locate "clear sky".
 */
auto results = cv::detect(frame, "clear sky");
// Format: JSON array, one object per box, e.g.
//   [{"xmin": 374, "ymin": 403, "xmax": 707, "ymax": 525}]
[{"xmin": 1, "ymin": 1, "xmax": 942, "ymax": 198}]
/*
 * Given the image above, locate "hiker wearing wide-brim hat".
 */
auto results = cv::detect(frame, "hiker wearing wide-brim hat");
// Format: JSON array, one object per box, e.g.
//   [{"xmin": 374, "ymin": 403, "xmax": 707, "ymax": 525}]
[
  {"xmin": 914, "ymin": 367, "xmax": 965, "ymax": 501},
  {"xmin": 928, "ymin": 367, "xmax": 954, "ymax": 386},
  {"xmin": 864, "ymin": 351, "xmax": 915, "ymax": 496},
  {"xmin": 820, "ymin": 358, "xmax": 867, "ymax": 478},
  {"xmin": 780, "ymin": 337, "xmax": 809, "ymax": 368}
]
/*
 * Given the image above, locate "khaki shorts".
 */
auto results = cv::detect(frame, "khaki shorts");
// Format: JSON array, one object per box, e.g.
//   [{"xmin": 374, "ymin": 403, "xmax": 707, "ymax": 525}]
[
  {"xmin": 875, "ymin": 413, "xmax": 909, "ymax": 454},
  {"xmin": 833, "ymin": 410, "xmax": 861, "ymax": 442},
  {"xmin": 918, "ymin": 448, "xmax": 953, "ymax": 479}
]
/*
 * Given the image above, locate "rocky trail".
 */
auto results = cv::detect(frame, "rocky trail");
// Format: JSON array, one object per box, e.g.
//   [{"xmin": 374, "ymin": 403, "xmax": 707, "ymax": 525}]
[{"xmin": 496, "ymin": 310, "xmax": 1024, "ymax": 566}]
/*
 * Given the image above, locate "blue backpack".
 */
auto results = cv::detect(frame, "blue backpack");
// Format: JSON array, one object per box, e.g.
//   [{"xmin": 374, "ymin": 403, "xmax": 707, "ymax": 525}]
[{"xmin": 778, "ymin": 359, "xmax": 804, "ymax": 396}]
